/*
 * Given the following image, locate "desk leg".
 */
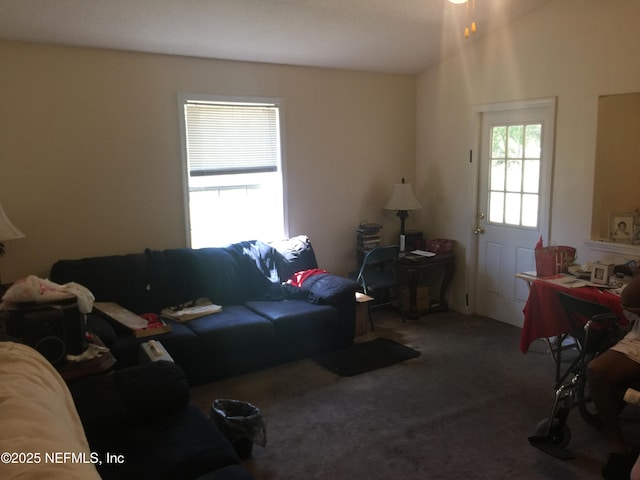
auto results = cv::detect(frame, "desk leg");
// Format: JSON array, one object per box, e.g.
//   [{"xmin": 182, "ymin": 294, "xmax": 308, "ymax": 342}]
[
  {"xmin": 406, "ymin": 266, "xmax": 419, "ymax": 319},
  {"xmin": 434, "ymin": 262, "xmax": 454, "ymax": 312},
  {"xmin": 398, "ymin": 255, "xmax": 455, "ymax": 318}
]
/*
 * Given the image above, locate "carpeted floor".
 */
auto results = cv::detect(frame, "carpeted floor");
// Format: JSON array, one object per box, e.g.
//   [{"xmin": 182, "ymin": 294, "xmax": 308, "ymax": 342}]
[{"xmin": 190, "ymin": 310, "xmax": 640, "ymax": 479}]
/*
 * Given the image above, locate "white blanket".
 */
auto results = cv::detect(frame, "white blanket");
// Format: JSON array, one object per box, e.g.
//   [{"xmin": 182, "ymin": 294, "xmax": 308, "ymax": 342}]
[{"xmin": 0, "ymin": 342, "xmax": 100, "ymax": 479}]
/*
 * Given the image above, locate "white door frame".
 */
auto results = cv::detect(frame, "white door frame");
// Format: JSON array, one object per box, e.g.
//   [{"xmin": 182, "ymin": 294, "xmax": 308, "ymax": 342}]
[{"xmin": 466, "ymin": 97, "xmax": 556, "ymax": 316}]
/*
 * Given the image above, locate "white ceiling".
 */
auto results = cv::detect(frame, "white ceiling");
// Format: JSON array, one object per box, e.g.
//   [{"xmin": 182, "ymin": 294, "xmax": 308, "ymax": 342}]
[{"xmin": 0, "ymin": 0, "xmax": 553, "ymax": 74}]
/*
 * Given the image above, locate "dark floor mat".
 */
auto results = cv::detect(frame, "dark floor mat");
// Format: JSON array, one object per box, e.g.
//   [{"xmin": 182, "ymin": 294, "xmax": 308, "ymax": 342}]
[{"xmin": 311, "ymin": 337, "xmax": 420, "ymax": 376}]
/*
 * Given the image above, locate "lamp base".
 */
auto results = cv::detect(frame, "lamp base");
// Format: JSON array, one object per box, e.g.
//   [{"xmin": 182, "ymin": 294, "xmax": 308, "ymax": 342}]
[
  {"xmin": 396, "ymin": 210, "xmax": 409, "ymax": 236},
  {"xmin": 396, "ymin": 210, "xmax": 410, "ymax": 251}
]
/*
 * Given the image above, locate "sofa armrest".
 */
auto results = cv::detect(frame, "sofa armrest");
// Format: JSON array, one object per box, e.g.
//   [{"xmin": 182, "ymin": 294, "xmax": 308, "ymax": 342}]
[
  {"xmin": 301, "ymin": 274, "xmax": 359, "ymax": 306},
  {"xmin": 0, "ymin": 342, "xmax": 101, "ymax": 480},
  {"xmin": 70, "ymin": 360, "xmax": 190, "ymax": 435}
]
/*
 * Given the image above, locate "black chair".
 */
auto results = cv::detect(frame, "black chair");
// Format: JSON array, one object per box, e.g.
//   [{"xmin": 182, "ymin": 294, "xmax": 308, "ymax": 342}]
[
  {"xmin": 529, "ymin": 291, "xmax": 622, "ymax": 460},
  {"xmin": 349, "ymin": 245, "xmax": 400, "ymax": 330}
]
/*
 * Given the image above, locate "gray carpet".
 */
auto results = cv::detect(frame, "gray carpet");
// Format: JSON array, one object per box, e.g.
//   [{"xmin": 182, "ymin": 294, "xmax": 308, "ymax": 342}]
[{"xmin": 190, "ymin": 310, "xmax": 640, "ymax": 479}]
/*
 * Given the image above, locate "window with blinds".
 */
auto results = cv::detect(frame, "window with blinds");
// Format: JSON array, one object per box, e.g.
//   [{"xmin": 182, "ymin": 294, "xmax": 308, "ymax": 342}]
[
  {"xmin": 180, "ymin": 97, "xmax": 285, "ymax": 248},
  {"xmin": 185, "ymin": 102, "xmax": 279, "ymax": 176}
]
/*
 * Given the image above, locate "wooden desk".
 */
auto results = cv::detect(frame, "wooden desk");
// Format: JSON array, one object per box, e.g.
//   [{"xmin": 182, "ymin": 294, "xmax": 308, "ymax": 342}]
[
  {"xmin": 396, "ymin": 251, "xmax": 455, "ymax": 319},
  {"xmin": 518, "ymin": 274, "xmax": 625, "ymax": 354}
]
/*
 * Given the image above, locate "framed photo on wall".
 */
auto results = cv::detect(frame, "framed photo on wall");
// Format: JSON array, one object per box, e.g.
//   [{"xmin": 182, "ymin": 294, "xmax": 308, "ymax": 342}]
[{"xmin": 610, "ymin": 211, "xmax": 635, "ymax": 243}]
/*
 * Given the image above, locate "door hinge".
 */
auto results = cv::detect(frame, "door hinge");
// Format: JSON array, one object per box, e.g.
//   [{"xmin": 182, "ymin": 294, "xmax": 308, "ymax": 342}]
[
  {"xmin": 465, "ymin": 293, "xmax": 469, "ymax": 306},
  {"xmin": 469, "ymin": 150, "xmax": 473, "ymax": 163}
]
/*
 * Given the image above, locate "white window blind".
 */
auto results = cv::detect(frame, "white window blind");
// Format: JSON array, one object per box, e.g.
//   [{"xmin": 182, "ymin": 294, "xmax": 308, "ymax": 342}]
[
  {"xmin": 179, "ymin": 96, "xmax": 285, "ymax": 247},
  {"xmin": 184, "ymin": 102, "xmax": 279, "ymax": 176}
]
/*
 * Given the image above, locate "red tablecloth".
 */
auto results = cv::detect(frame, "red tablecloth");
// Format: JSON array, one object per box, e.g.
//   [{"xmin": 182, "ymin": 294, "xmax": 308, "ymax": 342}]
[{"xmin": 520, "ymin": 279, "xmax": 624, "ymax": 353}]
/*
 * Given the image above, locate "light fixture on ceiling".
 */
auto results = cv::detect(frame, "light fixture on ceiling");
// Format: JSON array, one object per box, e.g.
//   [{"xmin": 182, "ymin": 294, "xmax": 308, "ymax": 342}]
[{"xmin": 447, "ymin": 0, "xmax": 477, "ymax": 39}]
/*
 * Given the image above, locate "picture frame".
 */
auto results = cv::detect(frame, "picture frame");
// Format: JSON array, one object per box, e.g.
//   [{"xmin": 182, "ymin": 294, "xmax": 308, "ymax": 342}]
[
  {"xmin": 590, "ymin": 262, "xmax": 615, "ymax": 285},
  {"xmin": 634, "ymin": 224, "xmax": 640, "ymax": 245},
  {"xmin": 609, "ymin": 211, "xmax": 635, "ymax": 243}
]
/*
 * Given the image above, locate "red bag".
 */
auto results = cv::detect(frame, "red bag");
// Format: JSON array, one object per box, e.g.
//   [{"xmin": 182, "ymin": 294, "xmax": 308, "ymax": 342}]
[{"xmin": 534, "ymin": 236, "xmax": 576, "ymax": 277}]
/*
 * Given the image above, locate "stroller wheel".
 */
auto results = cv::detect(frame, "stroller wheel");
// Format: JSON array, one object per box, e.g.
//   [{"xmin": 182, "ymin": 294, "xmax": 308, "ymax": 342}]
[{"xmin": 534, "ymin": 418, "xmax": 571, "ymax": 448}]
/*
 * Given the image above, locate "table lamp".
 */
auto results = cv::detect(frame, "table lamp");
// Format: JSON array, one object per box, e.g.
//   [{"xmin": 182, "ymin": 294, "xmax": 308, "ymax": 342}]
[
  {"xmin": 0, "ymin": 202, "xmax": 25, "ymax": 283},
  {"xmin": 384, "ymin": 178, "xmax": 421, "ymax": 251}
]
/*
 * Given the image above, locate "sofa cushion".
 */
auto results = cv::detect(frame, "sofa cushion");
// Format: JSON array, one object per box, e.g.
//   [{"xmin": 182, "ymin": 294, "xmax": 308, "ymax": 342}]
[
  {"xmin": 184, "ymin": 306, "xmax": 276, "ymax": 382},
  {"xmin": 70, "ymin": 360, "xmax": 190, "ymax": 434},
  {"xmin": 50, "ymin": 253, "xmax": 156, "ymax": 313},
  {"xmin": 245, "ymin": 300, "xmax": 339, "ymax": 361},
  {"xmin": 299, "ymin": 273, "xmax": 359, "ymax": 306},
  {"xmin": 68, "ymin": 371, "xmax": 129, "ymax": 435},
  {"xmin": 225, "ymin": 240, "xmax": 281, "ymax": 284},
  {"xmin": 89, "ymin": 403, "xmax": 242, "ymax": 480},
  {"xmin": 116, "ymin": 360, "xmax": 190, "ymax": 420},
  {"xmin": 145, "ymin": 247, "xmax": 225, "ymax": 307},
  {"xmin": 145, "ymin": 242, "xmax": 277, "ymax": 308},
  {"xmin": 195, "ymin": 464, "xmax": 258, "ymax": 480}
]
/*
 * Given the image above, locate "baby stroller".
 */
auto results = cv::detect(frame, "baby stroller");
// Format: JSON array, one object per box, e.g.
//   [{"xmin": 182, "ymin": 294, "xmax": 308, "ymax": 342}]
[{"xmin": 528, "ymin": 291, "xmax": 623, "ymax": 459}]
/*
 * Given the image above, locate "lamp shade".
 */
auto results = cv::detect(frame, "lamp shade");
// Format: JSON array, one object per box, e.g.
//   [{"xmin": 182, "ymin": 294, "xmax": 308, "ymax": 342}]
[
  {"xmin": 0, "ymin": 203, "xmax": 25, "ymax": 242},
  {"xmin": 384, "ymin": 182, "xmax": 422, "ymax": 212}
]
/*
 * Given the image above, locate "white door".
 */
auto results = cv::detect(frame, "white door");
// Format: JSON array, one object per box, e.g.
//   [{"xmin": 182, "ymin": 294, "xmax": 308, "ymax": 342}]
[{"xmin": 474, "ymin": 99, "xmax": 556, "ymax": 327}]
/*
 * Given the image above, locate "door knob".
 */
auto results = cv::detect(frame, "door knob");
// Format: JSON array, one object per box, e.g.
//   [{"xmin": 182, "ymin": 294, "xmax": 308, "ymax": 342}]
[{"xmin": 474, "ymin": 227, "xmax": 485, "ymax": 235}]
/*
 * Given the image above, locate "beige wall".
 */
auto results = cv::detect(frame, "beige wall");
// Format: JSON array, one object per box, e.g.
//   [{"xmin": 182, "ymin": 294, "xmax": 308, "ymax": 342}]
[
  {"xmin": 0, "ymin": 41, "xmax": 415, "ymax": 282},
  {"xmin": 592, "ymin": 93, "xmax": 640, "ymax": 241},
  {"xmin": 416, "ymin": 0, "xmax": 640, "ymax": 312},
  {"xmin": 6, "ymin": 0, "xmax": 637, "ymax": 311}
]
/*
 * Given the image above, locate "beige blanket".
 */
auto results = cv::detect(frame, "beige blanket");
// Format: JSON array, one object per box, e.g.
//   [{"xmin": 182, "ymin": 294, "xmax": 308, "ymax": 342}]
[{"xmin": 0, "ymin": 342, "xmax": 100, "ymax": 479}]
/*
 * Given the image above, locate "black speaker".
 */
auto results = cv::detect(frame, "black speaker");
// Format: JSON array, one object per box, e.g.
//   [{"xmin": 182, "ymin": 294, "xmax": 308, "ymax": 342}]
[{"xmin": 6, "ymin": 301, "xmax": 87, "ymax": 366}]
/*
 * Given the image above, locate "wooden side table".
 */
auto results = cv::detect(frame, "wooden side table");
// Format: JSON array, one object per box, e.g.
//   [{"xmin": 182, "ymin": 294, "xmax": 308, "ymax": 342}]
[
  {"xmin": 396, "ymin": 251, "xmax": 455, "ymax": 319},
  {"xmin": 354, "ymin": 292, "xmax": 374, "ymax": 336},
  {"xmin": 58, "ymin": 334, "xmax": 116, "ymax": 382}
]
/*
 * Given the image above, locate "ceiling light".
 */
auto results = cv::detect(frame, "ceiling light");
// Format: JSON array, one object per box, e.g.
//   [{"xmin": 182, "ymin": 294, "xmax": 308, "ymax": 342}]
[{"xmin": 448, "ymin": 0, "xmax": 477, "ymax": 38}]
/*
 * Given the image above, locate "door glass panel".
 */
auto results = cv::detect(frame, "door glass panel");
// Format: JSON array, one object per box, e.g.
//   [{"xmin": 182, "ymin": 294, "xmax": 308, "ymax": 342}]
[
  {"xmin": 488, "ymin": 123, "xmax": 542, "ymax": 228},
  {"xmin": 523, "ymin": 160, "xmax": 540, "ymax": 193},
  {"xmin": 506, "ymin": 160, "xmax": 522, "ymax": 192},
  {"xmin": 492, "ymin": 126, "xmax": 506, "ymax": 157},
  {"xmin": 525, "ymin": 124, "xmax": 541, "ymax": 158},
  {"xmin": 505, "ymin": 192, "xmax": 521, "ymax": 224},
  {"xmin": 490, "ymin": 160, "xmax": 505, "ymax": 190},
  {"xmin": 507, "ymin": 125, "xmax": 524, "ymax": 159},
  {"xmin": 489, "ymin": 191, "xmax": 504, "ymax": 222},
  {"xmin": 522, "ymin": 194, "xmax": 539, "ymax": 227}
]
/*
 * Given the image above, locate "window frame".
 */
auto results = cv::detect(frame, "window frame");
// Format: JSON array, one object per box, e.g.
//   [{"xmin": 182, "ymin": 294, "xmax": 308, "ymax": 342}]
[{"xmin": 177, "ymin": 93, "xmax": 288, "ymax": 247}]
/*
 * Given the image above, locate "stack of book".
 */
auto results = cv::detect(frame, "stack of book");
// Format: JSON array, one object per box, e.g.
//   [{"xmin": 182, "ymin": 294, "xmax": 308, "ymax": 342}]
[{"xmin": 357, "ymin": 222, "xmax": 383, "ymax": 265}]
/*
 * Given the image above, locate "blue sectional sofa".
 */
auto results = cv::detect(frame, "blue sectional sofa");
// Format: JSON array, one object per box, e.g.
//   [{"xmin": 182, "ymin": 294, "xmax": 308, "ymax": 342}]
[{"xmin": 50, "ymin": 236, "xmax": 358, "ymax": 386}]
